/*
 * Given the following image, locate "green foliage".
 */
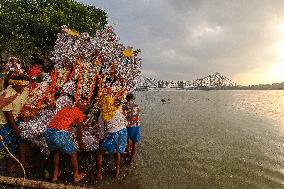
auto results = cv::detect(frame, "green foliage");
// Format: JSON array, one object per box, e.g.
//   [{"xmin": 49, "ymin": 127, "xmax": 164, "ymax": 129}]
[{"xmin": 0, "ymin": 0, "xmax": 108, "ymax": 65}]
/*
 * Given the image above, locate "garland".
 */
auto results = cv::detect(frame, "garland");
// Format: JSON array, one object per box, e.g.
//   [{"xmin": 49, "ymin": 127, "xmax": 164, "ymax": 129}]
[
  {"xmin": 74, "ymin": 58, "xmax": 83, "ymax": 105},
  {"xmin": 88, "ymin": 75, "xmax": 98, "ymax": 102},
  {"xmin": 27, "ymin": 65, "xmax": 41, "ymax": 79}
]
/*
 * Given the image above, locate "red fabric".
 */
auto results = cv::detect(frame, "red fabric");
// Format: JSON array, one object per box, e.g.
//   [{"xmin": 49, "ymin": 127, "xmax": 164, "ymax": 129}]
[
  {"xmin": 129, "ymin": 117, "xmax": 139, "ymax": 122},
  {"xmin": 48, "ymin": 107, "xmax": 85, "ymax": 130}
]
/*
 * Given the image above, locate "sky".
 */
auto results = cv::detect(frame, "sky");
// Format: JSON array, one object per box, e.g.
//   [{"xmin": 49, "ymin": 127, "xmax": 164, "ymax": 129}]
[{"xmin": 77, "ymin": 0, "xmax": 284, "ymax": 85}]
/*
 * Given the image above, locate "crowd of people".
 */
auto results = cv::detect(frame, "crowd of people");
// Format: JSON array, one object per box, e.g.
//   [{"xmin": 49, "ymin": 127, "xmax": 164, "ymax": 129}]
[
  {"xmin": 0, "ymin": 25, "xmax": 142, "ymax": 184},
  {"xmin": 0, "ymin": 57, "xmax": 141, "ymax": 183}
]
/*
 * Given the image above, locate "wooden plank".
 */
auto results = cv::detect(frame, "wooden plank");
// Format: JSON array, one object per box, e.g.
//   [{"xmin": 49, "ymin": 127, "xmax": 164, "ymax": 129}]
[{"xmin": 0, "ymin": 176, "xmax": 95, "ymax": 189}]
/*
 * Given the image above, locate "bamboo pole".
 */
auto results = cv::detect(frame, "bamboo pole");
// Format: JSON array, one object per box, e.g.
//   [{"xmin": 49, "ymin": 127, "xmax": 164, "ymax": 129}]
[{"xmin": 0, "ymin": 176, "xmax": 95, "ymax": 189}]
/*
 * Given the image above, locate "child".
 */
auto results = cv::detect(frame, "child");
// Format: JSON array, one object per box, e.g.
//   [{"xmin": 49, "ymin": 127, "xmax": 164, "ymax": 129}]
[
  {"xmin": 44, "ymin": 102, "xmax": 87, "ymax": 183},
  {"xmin": 124, "ymin": 93, "xmax": 141, "ymax": 164},
  {"xmin": 0, "ymin": 75, "xmax": 30, "ymax": 169},
  {"xmin": 95, "ymin": 95, "xmax": 127, "ymax": 180}
]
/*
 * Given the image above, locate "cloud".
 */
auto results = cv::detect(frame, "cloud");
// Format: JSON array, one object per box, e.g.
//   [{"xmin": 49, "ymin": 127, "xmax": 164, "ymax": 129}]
[{"xmin": 77, "ymin": 0, "xmax": 284, "ymax": 84}]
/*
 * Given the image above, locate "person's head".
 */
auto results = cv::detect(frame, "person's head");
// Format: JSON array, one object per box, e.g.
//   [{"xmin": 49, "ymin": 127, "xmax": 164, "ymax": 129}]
[
  {"xmin": 126, "ymin": 93, "xmax": 135, "ymax": 102},
  {"xmin": 9, "ymin": 75, "xmax": 29, "ymax": 93}
]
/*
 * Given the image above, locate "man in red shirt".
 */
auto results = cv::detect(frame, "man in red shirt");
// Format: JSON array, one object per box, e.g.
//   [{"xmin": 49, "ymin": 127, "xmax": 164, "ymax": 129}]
[{"xmin": 45, "ymin": 103, "xmax": 87, "ymax": 183}]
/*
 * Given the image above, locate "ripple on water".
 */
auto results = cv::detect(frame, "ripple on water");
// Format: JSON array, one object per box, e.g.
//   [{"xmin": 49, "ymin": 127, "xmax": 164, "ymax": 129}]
[{"xmin": 104, "ymin": 90, "xmax": 284, "ymax": 189}]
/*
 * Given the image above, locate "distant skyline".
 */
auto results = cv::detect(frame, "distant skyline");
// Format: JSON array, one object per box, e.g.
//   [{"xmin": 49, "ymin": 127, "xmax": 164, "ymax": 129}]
[{"xmin": 77, "ymin": 0, "xmax": 284, "ymax": 85}]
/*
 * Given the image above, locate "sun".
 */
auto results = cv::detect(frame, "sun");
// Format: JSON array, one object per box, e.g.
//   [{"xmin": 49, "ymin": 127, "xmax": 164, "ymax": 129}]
[
  {"xmin": 267, "ymin": 63, "xmax": 284, "ymax": 82},
  {"xmin": 276, "ymin": 22, "xmax": 284, "ymax": 33}
]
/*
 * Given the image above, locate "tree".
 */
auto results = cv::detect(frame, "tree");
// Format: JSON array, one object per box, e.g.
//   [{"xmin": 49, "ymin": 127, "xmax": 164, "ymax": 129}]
[{"xmin": 0, "ymin": 0, "xmax": 108, "ymax": 67}]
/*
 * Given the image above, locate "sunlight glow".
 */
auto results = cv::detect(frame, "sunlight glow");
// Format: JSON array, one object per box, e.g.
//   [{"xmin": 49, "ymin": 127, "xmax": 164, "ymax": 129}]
[
  {"xmin": 275, "ymin": 22, "xmax": 284, "ymax": 59},
  {"xmin": 275, "ymin": 40, "xmax": 284, "ymax": 59},
  {"xmin": 268, "ymin": 63, "xmax": 284, "ymax": 82},
  {"xmin": 233, "ymin": 62, "xmax": 284, "ymax": 85},
  {"xmin": 276, "ymin": 22, "xmax": 284, "ymax": 33}
]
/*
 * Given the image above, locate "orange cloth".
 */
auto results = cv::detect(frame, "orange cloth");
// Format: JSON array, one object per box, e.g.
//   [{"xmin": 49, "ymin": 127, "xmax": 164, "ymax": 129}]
[{"xmin": 48, "ymin": 107, "xmax": 85, "ymax": 130}]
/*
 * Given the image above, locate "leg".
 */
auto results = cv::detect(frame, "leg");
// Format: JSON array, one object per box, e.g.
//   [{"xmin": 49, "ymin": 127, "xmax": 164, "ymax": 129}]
[
  {"xmin": 127, "ymin": 139, "xmax": 132, "ymax": 156},
  {"xmin": 114, "ymin": 152, "xmax": 121, "ymax": 177},
  {"xmin": 70, "ymin": 151, "xmax": 86, "ymax": 183},
  {"xmin": 24, "ymin": 143, "xmax": 31, "ymax": 157},
  {"xmin": 6, "ymin": 158, "xmax": 17, "ymax": 172},
  {"xmin": 18, "ymin": 143, "xmax": 27, "ymax": 168},
  {"xmin": 129, "ymin": 142, "xmax": 137, "ymax": 164},
  {"xmin": 52, "ymin": 150, "xmax": 60, "ymax": 182},
  {"xmin": 95, "ymin": 149, "xmax": 105, "ymax": 180},
  {"xmin": 126, "ymin": 139, "xmax": 133, "ymax": 164}
]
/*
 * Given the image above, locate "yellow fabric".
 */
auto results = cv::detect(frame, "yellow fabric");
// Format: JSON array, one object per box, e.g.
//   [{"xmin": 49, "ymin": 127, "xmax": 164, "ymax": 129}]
[
  {"xmin": 99, "ymin": 95, "xmax": 118, "ymax": 123},
  {"xmin": 0, "ymin": 86, "xmax": 29, "ymax": 124},
  {"xmin": 8, "ymin": 79, "xmax": 29, "ymax": 86}
]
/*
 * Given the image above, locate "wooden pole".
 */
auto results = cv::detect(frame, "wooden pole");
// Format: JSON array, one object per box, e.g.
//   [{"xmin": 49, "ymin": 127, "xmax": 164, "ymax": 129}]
[{"xmin": 0, "ymin": 176, "xmax": 95, "ymax": 189}]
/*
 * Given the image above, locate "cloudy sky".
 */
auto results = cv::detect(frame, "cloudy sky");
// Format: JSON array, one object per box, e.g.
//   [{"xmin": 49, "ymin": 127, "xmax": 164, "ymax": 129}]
[{"xmin": 77, "ymin": 0, "xmax": 284, "ymax": 85}]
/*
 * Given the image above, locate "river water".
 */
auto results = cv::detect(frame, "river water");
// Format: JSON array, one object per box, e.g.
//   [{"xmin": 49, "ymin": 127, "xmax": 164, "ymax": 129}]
[{"xmin": 103, "ymin": 90, "xmax": 284, "ymax": 189}]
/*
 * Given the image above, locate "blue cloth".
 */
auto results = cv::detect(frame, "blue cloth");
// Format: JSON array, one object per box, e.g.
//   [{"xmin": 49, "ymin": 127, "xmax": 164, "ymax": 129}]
[
  {"xmin": 127, "ymin": 126, "xmax": 141, "ymax": 143},
  {"xmin": 45, "ymin": 128, "xmax": 76, "ymax": 155},
  {"xmin": 102, "ymin": 128, "xmax": 127, "ymax": 154},
  {"xmin": 0, "ymin": 121, "xmax": 23, "ymax": 154}
]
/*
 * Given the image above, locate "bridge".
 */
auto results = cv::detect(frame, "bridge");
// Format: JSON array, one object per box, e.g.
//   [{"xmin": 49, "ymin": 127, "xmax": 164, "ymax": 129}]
[{"xmin": 137, "ymin": 72, "xmax": 236, "ymax": 89}]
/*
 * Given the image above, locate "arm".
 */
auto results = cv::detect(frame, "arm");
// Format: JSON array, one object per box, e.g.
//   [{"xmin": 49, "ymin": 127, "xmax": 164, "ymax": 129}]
[
  {"xmin": 76, "ymin": 122, "xmax": 85, "ymax": 150},
  {"xmin": 0, "ymin": 92, "xmax": 17, "ymax": 109},
  {"xmin": 3, "ymin": 111, "xmax": 21, "ymax": 137}
]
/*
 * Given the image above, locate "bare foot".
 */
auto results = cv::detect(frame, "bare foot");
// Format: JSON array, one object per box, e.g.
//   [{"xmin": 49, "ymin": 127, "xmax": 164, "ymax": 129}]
[
  {"xmin": 112, "ymin": 169, "xmax": 120, "ymax": 178},
  {"xmin": 121, "ymin": 152, "xmax": 128, "ymax": 158},
  {"xmin": 126, "ymin": 157, "xmax": 133, "ymax": 166},
  {"xmin": 114, "ymin": 171, "xmax": 120, "ymax": 178},
  {"xmin": 95, "ymin": 172, "xmax": 103, "ymax": 181},
  {"xmin": 51, "ymin": 171, "xmax": 61, "ymax": 183},
  {"xmin": 74, "ymin": 172, "xmax": 86, "ymax": 183}
]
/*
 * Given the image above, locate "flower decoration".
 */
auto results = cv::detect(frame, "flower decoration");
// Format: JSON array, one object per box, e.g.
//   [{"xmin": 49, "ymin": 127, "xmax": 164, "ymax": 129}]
[
  {"xmin": 6, "ymin": 57, "xmax": 23, "ymax": 76},
  {"xmin": 18, "ymin": 24, "xmax": 142, "ymax": 153},
  {"xmin": 62, "ymin": 80, "xmax": 76, "ymax": 96},
  {"xmin": 27, "ymin": 65, "xmax": 42, "ymax": 79},
  {"xmin": 123, "ymin": 48, "xmax": 134, "ymax": 58}
]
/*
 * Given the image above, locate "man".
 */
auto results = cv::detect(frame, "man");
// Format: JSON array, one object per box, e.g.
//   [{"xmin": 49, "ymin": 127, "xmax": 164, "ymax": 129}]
[
  {"xmin": 123, "ymin": 93, "xmax": 141, "ymax": 165},
  {"xmin": 45, "ymin": 102, "xmax": 87, "ymax": 183},
  {"xmin": 0, "ymin": 75, "xmax": 29, "ymax": 170},
  {"xmin": 95, "ymin": 95, "xmax": 127, "ymax": 180}
]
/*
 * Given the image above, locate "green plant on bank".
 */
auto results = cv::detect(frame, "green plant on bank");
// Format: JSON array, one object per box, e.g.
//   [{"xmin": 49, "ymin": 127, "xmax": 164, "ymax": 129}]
[{"xmin": 0, "ymin": 0, "xmax": 108, "ymax": 69}]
